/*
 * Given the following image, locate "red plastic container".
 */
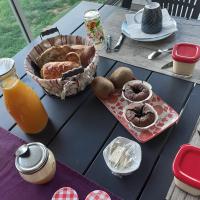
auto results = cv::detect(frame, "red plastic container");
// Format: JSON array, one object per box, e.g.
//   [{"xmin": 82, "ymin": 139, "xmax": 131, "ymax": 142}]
[
  {"xmin": 173, "ymin": 144, "xmax": 200, "ymax": 196},
  {"xmin": 172, "ymin": 43, "xmax": 200, "ymax": 76}
]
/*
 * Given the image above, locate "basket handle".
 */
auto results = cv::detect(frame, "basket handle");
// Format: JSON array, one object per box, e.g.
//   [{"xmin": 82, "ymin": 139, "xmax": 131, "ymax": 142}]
[
  {"xmin": 61, "ymin": 67, "xmax": 84, "ymax": 81},
  {"xmin": 40, "ymin": 27, "xmax": 60, "ymax": 40}
]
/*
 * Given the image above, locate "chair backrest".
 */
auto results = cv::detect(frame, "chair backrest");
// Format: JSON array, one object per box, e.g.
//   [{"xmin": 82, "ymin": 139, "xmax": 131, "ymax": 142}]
[
  {"xmin": 121, "ymin": 0, "xmax": 132, "ymax": 9},
  {"xmin": 152, "ymin": 0, "xmax": 200, "ymax": 19}
]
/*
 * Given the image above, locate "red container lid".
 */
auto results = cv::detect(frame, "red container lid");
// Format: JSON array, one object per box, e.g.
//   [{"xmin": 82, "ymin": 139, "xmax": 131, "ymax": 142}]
[
  {"xmin": 52, "ymin": 187, "xmax": 79, "ymax": 200},
  {"xmin": 173, "ymin": 144, "xmax": 200, "ymax": 189},
  {"xmin": 172, "ymin": 43, "xmax": 200, "ymax": 63},
  {"xmin": 85, "ymin": 190, "xmax": 111, "ymax": 200}
]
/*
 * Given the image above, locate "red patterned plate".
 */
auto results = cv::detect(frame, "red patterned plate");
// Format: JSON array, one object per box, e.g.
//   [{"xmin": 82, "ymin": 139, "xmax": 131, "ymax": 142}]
[
  {"xmin": 85, "ymin": 190, "xmax": 111, "ymax": 200},
  {"xmin": 52, "ymin": 187, "xmax": 79, "ymax": 200},
  {"xmin": 100, "ymin": 90, "xmax": 179, "ymax": 143}
]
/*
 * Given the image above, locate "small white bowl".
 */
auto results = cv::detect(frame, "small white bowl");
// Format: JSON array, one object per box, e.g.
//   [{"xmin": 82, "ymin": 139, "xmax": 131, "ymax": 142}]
[
  {"xmin": 103, "ymin": 136, "xmax": 142, "ymax": 177},
  {"xmin": 122, "ymin": 80, "xmax": 153, "ymax": 103},
  {"xmin": 123, "ymin": 102, "xmax": 158, "ymax": 131}
]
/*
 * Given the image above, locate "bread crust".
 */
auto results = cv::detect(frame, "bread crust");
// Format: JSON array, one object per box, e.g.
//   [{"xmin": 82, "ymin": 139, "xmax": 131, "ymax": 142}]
[
  {"xmin": 41, "ymin": 61, "xmax": 80, "ymax": 79},
  {"xmin": 37, "ymin": 45, "xmax": 72, "ymax": 68},
  {"xmin": 71, "ymin": 45, "xmax": 95, "ymax": 67}
]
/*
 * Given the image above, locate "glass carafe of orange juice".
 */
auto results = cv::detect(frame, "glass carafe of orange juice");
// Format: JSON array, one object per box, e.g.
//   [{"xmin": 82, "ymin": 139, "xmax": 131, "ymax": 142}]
[{"xmin": 0, "ymin": 58, "xmax": 48, "ymax": 134}]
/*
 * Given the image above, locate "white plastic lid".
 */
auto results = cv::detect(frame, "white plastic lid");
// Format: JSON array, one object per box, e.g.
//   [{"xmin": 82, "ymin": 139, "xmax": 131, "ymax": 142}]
[{"xmin": 84, "ymin": 10, "xmax": 100, "ymax": 20}]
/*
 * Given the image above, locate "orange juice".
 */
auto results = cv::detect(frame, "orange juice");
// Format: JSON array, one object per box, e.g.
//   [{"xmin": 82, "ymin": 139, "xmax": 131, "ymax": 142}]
[{"xmin": 0, "ymin": 58, "xmax": 48, "ymax": 134}]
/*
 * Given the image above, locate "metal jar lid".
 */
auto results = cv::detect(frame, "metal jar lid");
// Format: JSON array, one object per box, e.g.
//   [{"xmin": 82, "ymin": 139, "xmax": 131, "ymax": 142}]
[
  {"xmin": 15, "ymin": 142, "xmax": 49, "ymax": 175},
  {"xmin": 0, "ymin": 58, "xmax": 15, "ymax": 81}
]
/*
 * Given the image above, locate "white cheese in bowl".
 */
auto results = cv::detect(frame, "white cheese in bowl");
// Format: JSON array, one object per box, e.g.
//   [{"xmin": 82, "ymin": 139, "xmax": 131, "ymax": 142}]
[{"xmin": 103, "ymin": 136, "xmax": 142, "ymax": 176}]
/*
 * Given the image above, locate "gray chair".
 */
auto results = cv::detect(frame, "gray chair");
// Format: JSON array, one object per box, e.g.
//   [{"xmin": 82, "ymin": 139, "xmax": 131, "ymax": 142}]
[{"xmin": 122, "ymin": 0, "xmax": 200, "ymax": 19}]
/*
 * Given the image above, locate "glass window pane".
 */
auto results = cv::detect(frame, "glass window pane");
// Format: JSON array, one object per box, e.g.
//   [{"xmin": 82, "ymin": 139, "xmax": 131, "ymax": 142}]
[{"xmin": 0, "ymin": 0, "xmax": 27, "ymax": 57}]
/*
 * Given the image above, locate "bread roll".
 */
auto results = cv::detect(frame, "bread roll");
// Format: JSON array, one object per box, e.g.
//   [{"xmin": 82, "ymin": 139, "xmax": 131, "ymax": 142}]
[
  {"xmin": 37, "ymin": 45, "xmax": 72, "ymax": 68},
  {"xmin": 65, "ymin": 52, "xmax": 81, "ymax": 65},
  {"xmin": 41, "ymin": 61, "xmax": 80, "ymax": 79},
  {"xmin": 71, "ymin": 45, "xmax": 95, "ymax": 67}
]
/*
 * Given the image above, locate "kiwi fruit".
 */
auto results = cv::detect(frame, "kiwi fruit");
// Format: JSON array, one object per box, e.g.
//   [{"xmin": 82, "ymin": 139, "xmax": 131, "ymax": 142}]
[
  {"xmin": 110, "ymin": 66, "xmax": 135, "ymax": 89},
  {"xmin": 91, "ymin": 76, "xmax": 115, "ymax": 99}
]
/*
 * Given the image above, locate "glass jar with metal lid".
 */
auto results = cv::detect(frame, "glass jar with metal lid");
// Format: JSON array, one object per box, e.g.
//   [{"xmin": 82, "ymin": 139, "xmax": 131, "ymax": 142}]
[
  {"xmin": 15, "ymin": 142, "xmax": 56, "ymax": 184},
  {"xmin": 84, "ymin": 9, "xmax": 105, "ymax": 47}
]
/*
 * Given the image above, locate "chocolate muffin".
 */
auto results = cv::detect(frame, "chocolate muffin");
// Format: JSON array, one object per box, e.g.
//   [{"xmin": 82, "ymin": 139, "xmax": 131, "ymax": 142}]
[
  {"xmin": 123, "ymin": 82, "xmax": 150, "ymax": 102},
  {"xmin": 125, "ymin": 103, "xmax": 156, "ymax": 128}
]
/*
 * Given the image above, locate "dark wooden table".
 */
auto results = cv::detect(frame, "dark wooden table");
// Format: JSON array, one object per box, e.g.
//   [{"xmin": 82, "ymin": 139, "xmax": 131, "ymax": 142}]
[{"xmin": 1, "ymin": 2, "xmax": 200, "ymax": 200}]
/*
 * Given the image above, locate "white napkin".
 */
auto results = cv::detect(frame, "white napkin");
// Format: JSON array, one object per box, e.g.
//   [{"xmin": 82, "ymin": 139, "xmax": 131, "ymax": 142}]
[{"xmin": 125, "ymin": 9, "xmax": 178, "ymax": 39}]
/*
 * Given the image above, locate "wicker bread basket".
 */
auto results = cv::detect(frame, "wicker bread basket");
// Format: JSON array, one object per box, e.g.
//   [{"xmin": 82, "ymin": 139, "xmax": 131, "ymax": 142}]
[{"xmin": 25, "ymin": 33, "xmax": 98, "ymax": 99}]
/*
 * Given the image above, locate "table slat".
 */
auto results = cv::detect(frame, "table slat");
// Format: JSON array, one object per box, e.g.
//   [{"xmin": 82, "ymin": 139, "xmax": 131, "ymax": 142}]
[
  {"xmin": 147, "ymin": 72, "xmax": 194, "ymax": 112},
  {"xmin": 138, "ymin": 85, "xmax": 200, "ymax": 200}
]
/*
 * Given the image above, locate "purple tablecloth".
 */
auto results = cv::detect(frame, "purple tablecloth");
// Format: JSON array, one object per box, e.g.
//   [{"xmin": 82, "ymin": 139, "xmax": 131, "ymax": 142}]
[{"xmin": 0, "ymin": 127, "xmax": 121, "ymax": 200}]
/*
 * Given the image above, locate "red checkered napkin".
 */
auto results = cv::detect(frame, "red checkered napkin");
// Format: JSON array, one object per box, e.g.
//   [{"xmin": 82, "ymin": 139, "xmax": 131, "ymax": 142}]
[
  {"xmin": 52, "ymin": 187, "xmax": 79, "ymax": 200},
  {"xmin": 85, "ymin": 190, "xmax": 111, "ymax": 200}
]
